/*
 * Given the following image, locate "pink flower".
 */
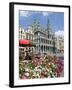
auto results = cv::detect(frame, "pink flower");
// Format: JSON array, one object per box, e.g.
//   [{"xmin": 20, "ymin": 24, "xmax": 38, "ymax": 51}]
[
  {"xmin": 55, "ymin": 59, "xmax": 64, "ymax": 77},
  {"xmin": 32, "ymin": 58, "xmax": 43, "ymax": 66},
  {"xmin": 21, "ymin": 75, "xmax": 28, "ymax": 79}
]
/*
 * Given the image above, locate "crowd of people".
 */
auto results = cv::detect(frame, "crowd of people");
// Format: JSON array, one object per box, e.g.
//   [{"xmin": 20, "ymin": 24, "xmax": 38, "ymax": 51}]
[{"xmin": 19, "ymin": 47, "xmax": 34, "ymax": 61}]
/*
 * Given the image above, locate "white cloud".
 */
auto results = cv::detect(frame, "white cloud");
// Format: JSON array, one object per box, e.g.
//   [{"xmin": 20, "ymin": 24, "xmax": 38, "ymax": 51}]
[
  {"xmin": 20, "ymin": 11, "xmax": 41, "ymax": 17},
  {"xmin": 20, "ymin": 11, "xmax": 53, "ymax": 18},
  {"xmin": 42, "ymin": 12, "xmax": 53, "ymax": 16},
  {"xmin": 55, "ymin": 30, "xmax": 64, "ymax": 37},
  {"xmin": 20, "ymin": 11, "xmax": 30, "ymax": 17},
  {"xmin": 42, "ymin": 12, "xmax": 49, "ymax": 16}
]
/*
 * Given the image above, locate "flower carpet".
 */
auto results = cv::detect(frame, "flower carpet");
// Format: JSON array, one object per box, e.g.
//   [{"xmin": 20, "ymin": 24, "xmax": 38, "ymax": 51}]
[{"xmin": 19, "ymin": 56, "xmax": 64, "ymax": 79}]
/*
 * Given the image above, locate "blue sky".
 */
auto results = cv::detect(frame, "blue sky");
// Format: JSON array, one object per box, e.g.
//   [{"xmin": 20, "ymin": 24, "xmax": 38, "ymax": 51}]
[{"xmin": 19, "ymin": 10, "xmax": 64, "ymax": 36}]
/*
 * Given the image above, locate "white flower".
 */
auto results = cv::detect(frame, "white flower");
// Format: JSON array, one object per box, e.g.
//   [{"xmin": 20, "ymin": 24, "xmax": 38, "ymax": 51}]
[
  {"xmin": 34, "ymin": 66, "xmax": 42, "ymax": 72},
  {"xmin": 50, "ymin": 70, "xmax": 52, "ymax": 74},
  {"xmin": 42, "ymin": 68, "xmax": 46, "ymax": 71},
  {"xmin": 48, "ymin": 75, "xmax": 51, "ymax": 78},
  {"xmin": 49, "ymin": 63, "xmax": 51, "ymax": 65},
  {"xmin": 46, "ymin": 69, "xmax": 49, "ymax": 72},
  {"xmin": 21, "ymin": 68, "xmax": 22, "ymax": 71},
  {"xmin": 25, "ymin": 72, "xmax": 29, "ymax": 76},
  {"xmin": 25, "ymin": 68, "xmax": 29, "ymax": 71},
  {"xmin": 33, "ymin": 72, "xmax": 37, "ymax": 75},
  {"xmin": 52, "ymin": 63, "xmax": 55, "ymax": 68}
]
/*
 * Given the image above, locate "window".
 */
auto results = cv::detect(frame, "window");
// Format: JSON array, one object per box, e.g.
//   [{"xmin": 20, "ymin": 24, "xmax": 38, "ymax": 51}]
[
  {"xmin": 50, "ymin": 41, "xmax": 51, "ymax": 44},
  {"xmin": 26, "ymin": 33, "xmax": 28, "ymax": 39},
  {"xmin": 48, "ymin": 35, "xmax": 49, "ymax": 38}
]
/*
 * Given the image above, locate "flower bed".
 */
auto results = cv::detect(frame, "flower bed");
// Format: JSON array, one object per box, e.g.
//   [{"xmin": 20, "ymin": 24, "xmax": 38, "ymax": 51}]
[{"xmin": 19, "ymin": 56, "xmax": 64, "ymax": 79}]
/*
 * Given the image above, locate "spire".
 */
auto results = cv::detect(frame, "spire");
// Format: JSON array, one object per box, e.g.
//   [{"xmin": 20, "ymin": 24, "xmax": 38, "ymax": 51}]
[
  {"xmin": 33, "ymin": 19, "xmax": 40, "ymax": 31},
  {"xmin": 47, "ymin": 18, "xmax": 51, "ymax": 30}
]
